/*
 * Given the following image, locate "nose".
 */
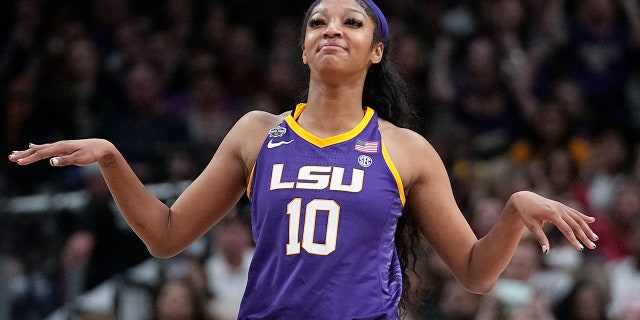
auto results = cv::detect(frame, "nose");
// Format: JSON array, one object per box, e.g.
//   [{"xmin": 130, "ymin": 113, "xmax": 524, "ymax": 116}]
[{"xmin": 323, "ymin": 19, "xmax": 343, "ymax": 38}]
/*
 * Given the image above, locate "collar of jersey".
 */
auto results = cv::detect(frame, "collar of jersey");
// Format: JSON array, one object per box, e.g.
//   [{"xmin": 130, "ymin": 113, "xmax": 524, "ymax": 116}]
[{"xmin": 285, "ymin": 103, "xmax": 374, "ymax": 148}]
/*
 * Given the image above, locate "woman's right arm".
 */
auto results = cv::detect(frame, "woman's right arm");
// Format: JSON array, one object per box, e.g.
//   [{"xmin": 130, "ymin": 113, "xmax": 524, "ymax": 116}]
[{"xmin": 8, "ymin": 111, "xmax": 277, "ymax": 258}]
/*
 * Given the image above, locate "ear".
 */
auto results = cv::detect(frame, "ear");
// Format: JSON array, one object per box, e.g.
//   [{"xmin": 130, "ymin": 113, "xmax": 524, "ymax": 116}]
[
  {"xmin": 370, "ymin": 42, "xmax": 384, "ymax": 64},
  {"xmin": 302, "ymin": 44, "xmax": 308, "ymax": 65}
]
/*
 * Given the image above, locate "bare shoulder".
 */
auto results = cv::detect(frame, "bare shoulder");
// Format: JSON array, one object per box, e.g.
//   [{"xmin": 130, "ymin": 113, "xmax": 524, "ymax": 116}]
[
  {"xmin": 229, "ymin": 109, "xmax": 285, "ymax": 156},
  {"xmin": 236, "ymin": 110, "xmax": 287, "ymax": 131},
  {"xmin": 378, "ymin": 119, "xmax": 444, "ymax": 191},
  {"xmin": 378, "ymin": 120, "xmax": 431, "ymax": 148}
]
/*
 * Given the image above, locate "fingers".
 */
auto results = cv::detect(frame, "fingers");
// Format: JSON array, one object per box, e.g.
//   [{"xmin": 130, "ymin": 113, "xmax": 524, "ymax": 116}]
[
  {"xmin": 518, "ymin": 194, "xmax": 600, "ymax": 254},
  {"xmin": 553, "ymin": 218, "xmax": 587, "ymax": 251},
  {"xmin": 9, "ymin": 139, "xmax": 109, "ymax": 167},
  {"xmin": 8, "ymin": 142, "xmax": 67, "ymax": 166},
  {"xmin": 49, "ymin": 155, "xmax": 78, "ymax": 167},
  {"xmin": 527, "ymin": 224, "xmax": 550, "ymax": 254},
  {"xmin": 547, "ymin": 205, "xmax": 598, "ymax": 252},
  {"xmin": 7, "ymin": 143, "xmax": 33, "ymax": 162},
  {"xmin": 8, "ymin": 143, "xmax": 46, "ymax": 165},
  {"xmin": 569, "ymin": 206, "xmax": 599, "ymax": 242},
  {"xmin": 563, "ymin": 207, "xmax": 598, "ymax": 249}
]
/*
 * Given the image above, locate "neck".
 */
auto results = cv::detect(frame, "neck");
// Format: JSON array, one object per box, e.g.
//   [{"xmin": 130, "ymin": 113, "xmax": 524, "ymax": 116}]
[{"xmin": 298, "ymin": 78, "xmax": 368, "ymax": 138}]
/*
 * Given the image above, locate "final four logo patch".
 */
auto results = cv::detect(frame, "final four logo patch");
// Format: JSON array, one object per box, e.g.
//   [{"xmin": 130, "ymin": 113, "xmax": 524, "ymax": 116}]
[{"xmin": 268, "ymin": 125, "xmax": 287, "ymax": 138}]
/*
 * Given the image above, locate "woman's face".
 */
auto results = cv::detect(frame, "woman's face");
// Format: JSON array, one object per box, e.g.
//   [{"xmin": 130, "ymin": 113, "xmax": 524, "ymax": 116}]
[
  {"xmin": 155, "ymin": 281, "xmax": 196, "ymax": 320},
  {"xmin": 302, "ymin": 0, "xmax": 382, "ymax": 78}
]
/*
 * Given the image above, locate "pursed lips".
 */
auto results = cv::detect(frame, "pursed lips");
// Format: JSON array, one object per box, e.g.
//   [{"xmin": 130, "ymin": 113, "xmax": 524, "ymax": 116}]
[{"xmin": 319, "ymin": 41, "xmax": 347, "ymax": 52}]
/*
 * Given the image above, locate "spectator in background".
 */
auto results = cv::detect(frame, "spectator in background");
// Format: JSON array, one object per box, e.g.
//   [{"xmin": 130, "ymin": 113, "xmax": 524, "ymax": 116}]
[
  {"xmin": 2, "ymin": 74, "xmax": 55, "ymax": 195},
  {"xmin": 393, "ymin": 31, "xmax": 431, "ymax": 135},
  {"xmin": 607, "ymin": 218, "xmax": 640, "ymax": 319},
  {"xmin": 591, "ymin": 180, "xmax": 640, "ymax": 262},
  {"xmin": 550, "ymin": 79, "xmax": 591, "ymax": 138},
  {"xmin": 2, "ymin": 73, "xmax": 41, "ymax": 151},
  {"xmin": 62, "ymin": 164, "xmax": 150, "ymax": 298},
  {"xmin": 218, "ymin": 26, "xmax": 265, "ymax": 104},
  {"xmin": 3, "ymin": 254, "xmax": 56, "ymax": 320},
  {"xmin": 260, "ymin": 59, "xmax": 306, "ymax": 114},
  {"xmin": 426, "ymin": 35, "xmax": 471, "ymax": 170},
  {"xmin": 583, "ymin": 126, "xmax": 635, "ymax": 215},
  {"xmin": 182, "ymin": 71, "xmax": 240, "ymax": 170},
  {"xmin": 102, "ymin": 63, "xmax": 189, "ymax": 183},
  {"xmin": 514, "ymin": 105, "xmax": 575, "ymax": 163},
  {"xmin": 434, "ymin": 279, "xmax": 480, "ymax": 320},
  {"xmin": 268, "ymin": 18, "xmax": 304, "ymax": 66},
  {"xmin": 0, "ymin": 0, "xmax": 43, "ymax": 83},
  {"xmin": 146, "ymin": 29, "xmax": 191, "ymax": 107},
  {"xmin": 542, "ymin": 0, "xmax": 640, "ymax": 132},
  {"xmin": 151, "ymin": 278, "xmax": 211, "ymax": 320},
  {"xmin": 553, "ymin": 277, "xmax": 611, "ymax": 320},
  {"xmin": 204, "ymin": 214, "xmax": 253, "ymax": 320},
  {"xmin": 413, "ymin": 248, "xmax": 459, "ymax": 320},
  {"xmin": 162, "ymin": 0, "xmax": 198, "ymax": 52},
  {"xmin": 475, "ymin": 235, "xmax": 558, "ymax": 320},
  {"xmin": 59, "ymin": 247, "xmax": 209, "ymax": 320},
  {"xmin": 197, "ymin": 2, "xmax": 231, "ymax": 58},
  {"xmin": 262, "ymin": 18, "xmax": 308, "ymax": 113},
  {"xmin": 45, "ymin": 38, "xmax": 119, "ymax": 141},
  {"xmin": 432, "ymin": 35, "xmax": 526, "ymax": 159},
  {"xmin": 469, "ymin": 195, "xmax": 504, "ymax": 238},
  {"xmin": 103, "ymin": 19, "xmax": 150, "ymax": 86},
  {"xmin": 88, "ymin": 0, "xmax": 134, "ymax": 57},
  {"xmin": 484, "ymin": 0, "xmax": 531, "ymax": 80},
  {"xmin": 528, "ymin": 147, "xmax": 592, "ymax": 217}
]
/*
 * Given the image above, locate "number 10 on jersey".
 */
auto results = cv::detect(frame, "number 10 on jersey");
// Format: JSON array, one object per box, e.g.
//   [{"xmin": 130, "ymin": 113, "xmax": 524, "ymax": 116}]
[{"xmin": 286, "ymin": 198, "xmax": 341, "ymax": 256}]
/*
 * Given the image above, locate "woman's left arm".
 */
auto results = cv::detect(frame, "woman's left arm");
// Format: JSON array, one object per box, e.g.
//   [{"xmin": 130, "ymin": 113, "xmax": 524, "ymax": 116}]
[
  {"xmin": 465, "ymin": 190, "xmax": 597, "ymax": 292},
  {"xmin": 387, "ymin": 127, "xmax": 597, "ymax": 294}
]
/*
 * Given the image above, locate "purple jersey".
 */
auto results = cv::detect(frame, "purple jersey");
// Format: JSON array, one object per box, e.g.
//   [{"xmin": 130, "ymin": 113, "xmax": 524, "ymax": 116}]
[{"xmin": 240, "ymin": 104, "xmax": 406, "ymax": 319}]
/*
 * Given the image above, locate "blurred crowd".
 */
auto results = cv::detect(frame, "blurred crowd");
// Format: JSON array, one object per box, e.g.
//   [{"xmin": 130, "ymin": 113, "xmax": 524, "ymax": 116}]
[{"xmin": 1, "ymin": 0, "xmax": 640, "ymax": 319}]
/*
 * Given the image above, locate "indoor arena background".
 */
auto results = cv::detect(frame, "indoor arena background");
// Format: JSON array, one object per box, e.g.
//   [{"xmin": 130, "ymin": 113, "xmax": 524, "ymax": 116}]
[{"xmin": 1, "ymin": 0, "xmax": 640, "ymax": 319}]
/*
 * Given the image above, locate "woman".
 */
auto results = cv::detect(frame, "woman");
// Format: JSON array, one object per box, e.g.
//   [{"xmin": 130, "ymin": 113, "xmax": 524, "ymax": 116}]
[
  {"xmin": 9, "ymin": 0, "xmax": 598, "ymax": 318},
  {"xmin": 152, "ymin": 278, "xmax": 211, "ymax": 320}
]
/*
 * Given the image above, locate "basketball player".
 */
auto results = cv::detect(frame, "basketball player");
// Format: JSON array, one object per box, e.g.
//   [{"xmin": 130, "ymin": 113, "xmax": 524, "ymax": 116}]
[{"xmin": 9, "ymin": 0, "xmax": 598, "ymax": 318}]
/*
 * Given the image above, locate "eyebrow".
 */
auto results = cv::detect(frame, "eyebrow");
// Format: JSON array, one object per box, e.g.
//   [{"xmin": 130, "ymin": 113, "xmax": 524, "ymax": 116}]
[{"xmin": 310, "ymin": 7, "xmax": 367, "ymax": 17}]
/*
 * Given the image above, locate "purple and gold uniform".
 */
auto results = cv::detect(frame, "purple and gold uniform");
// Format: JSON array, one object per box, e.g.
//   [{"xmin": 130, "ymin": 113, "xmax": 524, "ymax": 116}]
[{"xmin": 240, "ymin": 104, "xmax": 406, "ymax": 319}]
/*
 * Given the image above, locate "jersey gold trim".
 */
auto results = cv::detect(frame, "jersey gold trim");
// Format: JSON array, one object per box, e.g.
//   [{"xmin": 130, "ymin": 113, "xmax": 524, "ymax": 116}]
[
  {"xmin": 286, "ymin": 104, "xmax": 375, "ymax": 148},
  {"xmin": 247, "ymin": 164, "xmax": 256, "ymax": 198},
  {"xmin": 382, "ymin": 141, "xmax": 406, "ymax": 206}
]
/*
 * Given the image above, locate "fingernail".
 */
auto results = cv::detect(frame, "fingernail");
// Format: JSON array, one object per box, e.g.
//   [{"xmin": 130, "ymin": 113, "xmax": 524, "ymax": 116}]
[
  {"xmin": 591, "ymin": 242, "xmax": 597, "ymax": 249},
  {"xmin": 579, "ymin": 244, "xmax": 584, "ymax": 251},
  {"xmin": 28, "ymin": 143, "xmax": 35, "ymax": 147},
  {"xmin": 50, "ymin": 158, "xmax": 59, "ymax": 166},
  {"xmin": 594, "ymin": 234, "xmax": 599, "ymax": 241},
  {"xmin": 541, "ymin": 245, "xmax": 548, "ymax": 254}
]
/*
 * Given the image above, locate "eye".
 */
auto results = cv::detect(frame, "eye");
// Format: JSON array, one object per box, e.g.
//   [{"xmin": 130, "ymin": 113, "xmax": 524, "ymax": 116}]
[
  {"xmin": 309, "ymin": 18, "xmax": 325, "ymax": 28},
  {"xmin": 344, "ymin": 18, "xmax": 363, "ymax": 27}
]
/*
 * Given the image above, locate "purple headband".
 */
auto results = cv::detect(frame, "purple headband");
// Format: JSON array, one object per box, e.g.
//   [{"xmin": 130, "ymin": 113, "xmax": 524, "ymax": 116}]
[{"xmin": 362, "ymin": 0, "xmax": 389, "ymax": 47}]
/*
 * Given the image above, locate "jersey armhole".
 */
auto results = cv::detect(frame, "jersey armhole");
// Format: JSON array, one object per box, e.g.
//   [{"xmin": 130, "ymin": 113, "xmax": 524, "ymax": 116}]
[
  {"xmin": 246, "ymin": 163, "xmax": 256, "ymax": 198},
  {"xmin": 381, "ymin": 141, "xmax": 406, "ymax": 206}
]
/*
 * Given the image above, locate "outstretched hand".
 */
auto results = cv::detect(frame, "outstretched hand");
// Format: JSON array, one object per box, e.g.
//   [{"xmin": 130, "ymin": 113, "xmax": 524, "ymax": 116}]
[
  {"xmin": 509, "ymin": 191, "xmax": 598, "ymax": 253},
  {"xmin": 8, "ymin": 139, "xmax": 116, "ymax": 167}
]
